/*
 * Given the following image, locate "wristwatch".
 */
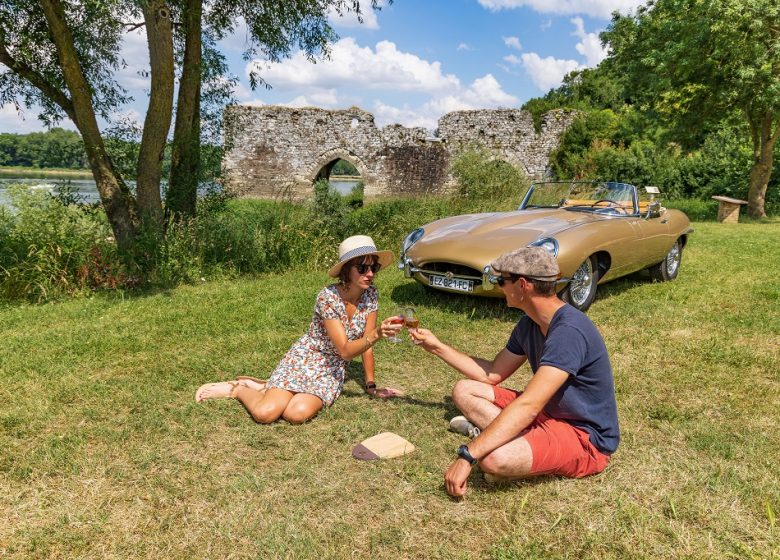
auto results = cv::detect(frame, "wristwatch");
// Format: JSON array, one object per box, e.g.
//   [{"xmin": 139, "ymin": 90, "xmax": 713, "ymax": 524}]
[{"xmin": 457, "ymin": 444, "xmax": 478, "ymax": 466}]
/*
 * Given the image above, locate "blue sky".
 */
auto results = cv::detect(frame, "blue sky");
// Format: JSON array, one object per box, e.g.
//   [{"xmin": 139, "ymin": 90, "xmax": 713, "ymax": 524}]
[{"xmin": 0, "ymin": 0, "xmax": 643, "ymax": 134}]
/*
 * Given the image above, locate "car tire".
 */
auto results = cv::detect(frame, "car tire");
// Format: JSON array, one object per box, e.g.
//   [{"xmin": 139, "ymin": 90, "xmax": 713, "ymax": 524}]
[
  {"xmin": 648, "ymin": 239, "xmax": 682, "ymax": 282},
  {"xmin": 561, "ymin": 255, "xmax": 599, "ymax": 312}
]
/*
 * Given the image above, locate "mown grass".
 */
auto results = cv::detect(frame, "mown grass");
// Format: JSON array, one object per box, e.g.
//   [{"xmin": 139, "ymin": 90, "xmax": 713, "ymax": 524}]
[{"xmin": 1, "ymin": 220, "xmax": 779, "ymax": 559}]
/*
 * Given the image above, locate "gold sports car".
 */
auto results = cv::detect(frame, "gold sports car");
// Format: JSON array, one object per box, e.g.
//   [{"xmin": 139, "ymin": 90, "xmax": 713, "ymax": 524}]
[{"xmin": 399, "ymin": 181, "xmax": 694, "ymax": 311}]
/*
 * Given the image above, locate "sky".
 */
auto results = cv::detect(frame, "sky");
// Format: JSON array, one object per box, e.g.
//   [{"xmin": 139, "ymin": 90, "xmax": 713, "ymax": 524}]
[{"xmin": 0, "ymin": 0, "xmax": 644, "ymax": 135}]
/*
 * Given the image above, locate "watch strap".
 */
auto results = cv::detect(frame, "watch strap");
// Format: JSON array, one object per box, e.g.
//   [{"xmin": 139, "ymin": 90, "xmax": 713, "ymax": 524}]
[{"xmin": 457, "ymin": 444, "xmax": 478, "ymax": 465}]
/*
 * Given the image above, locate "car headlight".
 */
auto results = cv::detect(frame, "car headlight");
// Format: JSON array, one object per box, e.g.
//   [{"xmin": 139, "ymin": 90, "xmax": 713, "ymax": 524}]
[
  {"xmin": 402, "ymin": 228, "xmax": 425, "ymax": 255},
  {"xmin": 529, "ymin": 237, "xmax": 559, "ymax": 257}
]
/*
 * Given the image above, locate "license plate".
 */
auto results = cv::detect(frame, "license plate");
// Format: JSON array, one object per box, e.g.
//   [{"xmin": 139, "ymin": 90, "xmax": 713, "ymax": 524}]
[{"xmin": 428, "ymin": 275, "xmax": 474, "ymax": 292}]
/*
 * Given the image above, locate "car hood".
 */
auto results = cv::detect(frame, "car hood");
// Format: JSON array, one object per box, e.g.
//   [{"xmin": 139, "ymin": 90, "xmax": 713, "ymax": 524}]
[{"xmin": 409, "ymin": 208, "xmax": 602, "ymax": 264}]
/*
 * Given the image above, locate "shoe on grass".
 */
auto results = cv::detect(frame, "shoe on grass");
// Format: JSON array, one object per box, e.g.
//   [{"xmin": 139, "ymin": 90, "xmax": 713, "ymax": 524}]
[{"xmin": 448, "ymin": 415, "xmax": 481, "ymax": 439}]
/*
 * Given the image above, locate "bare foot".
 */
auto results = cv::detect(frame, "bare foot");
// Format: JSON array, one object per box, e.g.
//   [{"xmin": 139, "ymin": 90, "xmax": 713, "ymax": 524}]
[
  {"xmin": 195, "ymin": 381, "xmax": 237, "ymax": 403},
  {"xmin": 237, "ymin": 377, "xmax": 267, "ymax": 391}
]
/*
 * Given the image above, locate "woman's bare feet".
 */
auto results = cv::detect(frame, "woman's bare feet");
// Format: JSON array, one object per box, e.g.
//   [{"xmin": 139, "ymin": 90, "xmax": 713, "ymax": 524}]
[
  {"xmin": 195, "ymin": 381, "xmax": 238, "ymax": 403},
  {"xmin": 236, "ymin": 376, "xmax": 267, "ymax": 392}
]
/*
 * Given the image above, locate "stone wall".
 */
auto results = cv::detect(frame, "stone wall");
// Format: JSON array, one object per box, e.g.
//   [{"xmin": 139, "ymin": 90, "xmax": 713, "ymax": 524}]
[{"xmin": 222, "ymin": 105, "xmax": 575, "ymax": 200}]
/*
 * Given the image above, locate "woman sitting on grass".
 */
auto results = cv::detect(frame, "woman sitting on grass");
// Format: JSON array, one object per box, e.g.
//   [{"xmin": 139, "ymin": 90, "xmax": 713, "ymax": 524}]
[{"xmin": 195, "ymin": 235, "xmax": 403, "ymax": 424}]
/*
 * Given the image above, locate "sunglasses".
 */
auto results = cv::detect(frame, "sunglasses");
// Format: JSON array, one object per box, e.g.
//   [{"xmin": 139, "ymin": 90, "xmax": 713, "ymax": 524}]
[
  {"xmin": 492, "ymin": 274, "xmax": 521, "ymax": 287},
  {"xmin": 355, "ymin": 263, "xmax": 381, "ymax": 275}
]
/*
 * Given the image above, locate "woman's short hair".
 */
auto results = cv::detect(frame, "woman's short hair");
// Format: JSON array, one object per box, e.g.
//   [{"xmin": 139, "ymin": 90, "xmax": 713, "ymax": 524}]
[{"xmin": 338, "ymin": 254, "xmax": 379, "ymax": 285}]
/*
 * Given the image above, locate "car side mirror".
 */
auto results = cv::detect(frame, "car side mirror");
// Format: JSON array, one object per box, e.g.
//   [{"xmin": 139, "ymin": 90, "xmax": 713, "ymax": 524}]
[{"xmin": 646, "ymin": 200, "xmax": 662, "ymax": 219}]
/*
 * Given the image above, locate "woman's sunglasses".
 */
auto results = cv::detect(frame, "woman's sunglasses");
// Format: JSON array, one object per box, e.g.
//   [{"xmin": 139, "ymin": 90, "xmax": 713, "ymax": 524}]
[{"xmin": 355, "ymin": 263, "xmax": 381, "ymax": 275}]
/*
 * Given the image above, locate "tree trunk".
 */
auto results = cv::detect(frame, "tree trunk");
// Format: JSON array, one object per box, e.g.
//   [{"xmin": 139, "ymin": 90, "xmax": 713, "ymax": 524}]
[
  {"xmin": 39, "ymin": 0, "xmax": 138, "ymax": 252},
  {"xmin": 136, "ymin": 0, "xmax": 175, "ymax": 227},
  {"xmin": 746, "ymin": 112, "xmax": 778, "ymax": 219},
  {"xmin": 166, "ymin": 0, "xmax": 201, "ymax": 220}
]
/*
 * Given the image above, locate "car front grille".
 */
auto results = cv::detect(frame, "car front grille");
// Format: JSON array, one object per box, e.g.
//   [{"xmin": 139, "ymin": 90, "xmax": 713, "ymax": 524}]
[{"xmin": 421, "ymin": 262, "xmax": 483, "ymax": 281}]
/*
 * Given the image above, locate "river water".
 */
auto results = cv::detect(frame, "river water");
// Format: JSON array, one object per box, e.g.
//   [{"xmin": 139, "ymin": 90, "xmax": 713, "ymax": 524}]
[{"xmin": 0, "ymin": 176, "xmax": 361, "ymax": 208}]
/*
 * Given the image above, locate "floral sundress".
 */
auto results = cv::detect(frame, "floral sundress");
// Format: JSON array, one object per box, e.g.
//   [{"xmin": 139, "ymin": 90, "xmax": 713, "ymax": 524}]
[{"xmin": 265, "ymin": 284, "xmax": 378, "ymax": 406}]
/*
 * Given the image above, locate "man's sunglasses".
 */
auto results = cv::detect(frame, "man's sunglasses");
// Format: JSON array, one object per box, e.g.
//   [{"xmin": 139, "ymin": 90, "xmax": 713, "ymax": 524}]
[
  {"xmin": 491, "ymin": 274, "xmax": 521, "ymax": 287},
  {"xmin": 355, "ymin": 263, "xmax": 381, "ymax": 275}
]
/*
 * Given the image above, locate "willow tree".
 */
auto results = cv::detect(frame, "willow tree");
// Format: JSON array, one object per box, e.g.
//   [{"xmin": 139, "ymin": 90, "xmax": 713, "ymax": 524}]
[
  {"xmin": 603, "ymin": 0, "xmax": 780, "ymax": 218},
  {"xmin": 0, "ymin": 0, "xmax": 383, "ymax": 252}
]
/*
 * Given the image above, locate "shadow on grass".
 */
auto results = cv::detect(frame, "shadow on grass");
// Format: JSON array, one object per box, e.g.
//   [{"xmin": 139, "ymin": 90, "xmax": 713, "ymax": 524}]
[
  {"xmin": 389, "ymin": 274, "xmax": 655, "ymax": 316},
  {"xmin": 389, "ymin": 281, "xmax": 516, "ymax": 321}
]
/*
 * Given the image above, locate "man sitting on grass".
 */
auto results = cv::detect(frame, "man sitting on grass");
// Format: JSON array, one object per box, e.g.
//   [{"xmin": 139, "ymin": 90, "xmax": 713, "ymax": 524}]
[{"xmin": 410, "ymin": 247, "xmax": 620, "ymax": 497}]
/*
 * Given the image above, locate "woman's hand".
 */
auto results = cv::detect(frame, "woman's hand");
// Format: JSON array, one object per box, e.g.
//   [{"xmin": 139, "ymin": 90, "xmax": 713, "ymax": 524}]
[
  {"xmin": 366, "ymin": 386, "xmax": 404, "ymax": 398},
  {"xmin": 378, "ymin": 316, "xmax": 404, "ymax": 340}
]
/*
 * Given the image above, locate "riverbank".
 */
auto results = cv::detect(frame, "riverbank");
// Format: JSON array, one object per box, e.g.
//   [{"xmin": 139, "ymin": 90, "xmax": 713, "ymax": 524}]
[{"xmin": 0, "ymin": 165, "xmax": 93, "ymax": 179}]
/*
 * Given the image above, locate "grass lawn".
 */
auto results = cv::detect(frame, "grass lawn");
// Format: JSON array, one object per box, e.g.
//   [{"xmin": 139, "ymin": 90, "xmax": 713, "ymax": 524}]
[
  {"xmin": 1, "ymin": 220, "xmax": 779, "ymax": 559},
  {"xmin": 0, "ymin": 166, "xmax": 93, "ymax": 179}
]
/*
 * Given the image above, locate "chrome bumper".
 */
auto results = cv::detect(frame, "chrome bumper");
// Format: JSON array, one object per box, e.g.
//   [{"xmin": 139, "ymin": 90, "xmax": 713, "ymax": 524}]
[{"xmin": 398, "ymin": 258, "xmax": 497, "ymax": 291}]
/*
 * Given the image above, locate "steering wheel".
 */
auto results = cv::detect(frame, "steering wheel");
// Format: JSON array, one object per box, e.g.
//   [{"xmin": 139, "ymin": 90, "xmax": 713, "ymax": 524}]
[{"xmin": 590, "ymin": 198, "xmax": 629, "ymax": 214}]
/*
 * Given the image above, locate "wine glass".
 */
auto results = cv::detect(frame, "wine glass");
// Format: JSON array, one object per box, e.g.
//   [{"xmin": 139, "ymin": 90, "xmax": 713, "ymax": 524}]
[
  {"xmin": 403, "ymin": 307, "xmax": 419, "ymax": 331},
  {"xmin": 387, "ymin": 307, "xmax": 405, "ymax": 343}
]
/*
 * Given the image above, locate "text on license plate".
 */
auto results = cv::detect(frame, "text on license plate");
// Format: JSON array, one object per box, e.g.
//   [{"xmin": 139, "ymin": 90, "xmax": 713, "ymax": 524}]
[{"xmin": 428, "ymin": 275, "xmax": 474, "ymax": 292}]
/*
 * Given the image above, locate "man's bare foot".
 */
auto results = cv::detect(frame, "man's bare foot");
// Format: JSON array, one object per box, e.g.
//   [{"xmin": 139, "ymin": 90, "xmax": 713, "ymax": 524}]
[{"xmin": 195, "ymin": 381, "xmax": 238, "ymax": 403}]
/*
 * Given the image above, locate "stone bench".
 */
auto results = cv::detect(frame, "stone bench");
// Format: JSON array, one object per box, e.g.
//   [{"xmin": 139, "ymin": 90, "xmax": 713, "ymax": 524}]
[{"xmin": 712, "ymin": 196, "xmax": 748, "ymax": 223}]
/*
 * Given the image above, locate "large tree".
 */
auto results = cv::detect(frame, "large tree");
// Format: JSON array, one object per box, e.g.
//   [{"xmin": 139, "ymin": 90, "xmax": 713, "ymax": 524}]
[
  {"xmin": 603, "ymin": 0, "xmax": 780, "ymax": 218},
  {"xmin": 0, "ymin": 0, "xmax": 383, "ymax": 252}
]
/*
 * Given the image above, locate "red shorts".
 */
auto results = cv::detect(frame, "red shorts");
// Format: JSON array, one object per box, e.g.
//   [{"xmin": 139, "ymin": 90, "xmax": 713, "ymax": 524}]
[{"xmin": 493, "ymin": 386, "xmax": 611, "ymax": 478}]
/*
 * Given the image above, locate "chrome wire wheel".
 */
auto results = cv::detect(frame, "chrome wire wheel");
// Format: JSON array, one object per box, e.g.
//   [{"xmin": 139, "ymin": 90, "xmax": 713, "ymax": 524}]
[
  {"xmin": 569, "ymin": 258, "xmax": 595, "ymax": 308},
  {"xmin": 665, "ymin": 242, "xmax": 681, "ymax": 277}
]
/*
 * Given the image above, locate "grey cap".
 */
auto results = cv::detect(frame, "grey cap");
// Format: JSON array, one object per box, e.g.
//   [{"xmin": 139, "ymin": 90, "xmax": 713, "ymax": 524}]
[{"xmin": 490, "ymin": 246, "xmax": 560, "ymax": 281}]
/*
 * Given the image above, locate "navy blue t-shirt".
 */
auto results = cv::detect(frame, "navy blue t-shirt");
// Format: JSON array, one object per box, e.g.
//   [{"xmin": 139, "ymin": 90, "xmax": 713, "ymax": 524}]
[{"xmin": 506, "ymin": 304, "xmax": 620, "ymax": 454}]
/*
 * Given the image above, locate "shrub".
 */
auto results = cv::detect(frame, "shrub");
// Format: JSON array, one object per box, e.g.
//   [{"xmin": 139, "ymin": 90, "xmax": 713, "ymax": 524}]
[
  {"xmin": 450, "ymin": 150, "xmax": 529, "ymax": 209},
  {"xmin": 0, "ymin": 184, "xmax": 120, "ymax": 301}
]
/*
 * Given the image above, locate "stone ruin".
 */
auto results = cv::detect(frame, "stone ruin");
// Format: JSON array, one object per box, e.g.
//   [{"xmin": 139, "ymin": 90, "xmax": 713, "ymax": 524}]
[{"xmin": 222, "ymin": 105, "xmax": 576, "ymax": 200}]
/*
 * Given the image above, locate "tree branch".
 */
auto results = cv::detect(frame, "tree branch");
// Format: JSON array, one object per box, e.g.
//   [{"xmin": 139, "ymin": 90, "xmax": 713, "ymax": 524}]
[
  {"xmin": 0, "ymin": 36, "xmax": 76, "ymax": 121},
  {"xmin": 121, "ymin": 21, "xmax": 147, "ymax": 32}
]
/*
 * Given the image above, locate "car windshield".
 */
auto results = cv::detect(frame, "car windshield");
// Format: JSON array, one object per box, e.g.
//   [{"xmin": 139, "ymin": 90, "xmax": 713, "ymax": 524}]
[{"xmin": 520, "ymin": 181, "xmax": 638, "ymax": 214}]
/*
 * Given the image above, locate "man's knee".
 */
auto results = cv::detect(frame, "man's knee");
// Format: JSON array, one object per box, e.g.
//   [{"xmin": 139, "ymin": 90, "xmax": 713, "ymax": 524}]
[
  {"xmin": 479, "ymin": 440, "xmax": 533, "ymax": 477},
  {"xmin": 452, "ymin": 379, "xmax": 492, "ymax": 408}
]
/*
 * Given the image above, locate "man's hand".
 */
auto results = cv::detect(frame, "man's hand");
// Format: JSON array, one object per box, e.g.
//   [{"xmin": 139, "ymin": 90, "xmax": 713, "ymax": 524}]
[
  {"xmin": 444, "ymin": 457, "xmax": 472, "ymax": 497},
  {"xmin": 409, "ymin": 327, "xmax": 441, "ymax": 351}
]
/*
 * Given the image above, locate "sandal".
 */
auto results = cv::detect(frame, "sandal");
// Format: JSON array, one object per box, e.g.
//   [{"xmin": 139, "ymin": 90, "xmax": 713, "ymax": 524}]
[
  {"xmin": 236, "ymin": 376, "xmax": 268, "ymax": 391},
  {"xmin": 195, "ymin": 380, "xmax": 239, "ymax": 403}
]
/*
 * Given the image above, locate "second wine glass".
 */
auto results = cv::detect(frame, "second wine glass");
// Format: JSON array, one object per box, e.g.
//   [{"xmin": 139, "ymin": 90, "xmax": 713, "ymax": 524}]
[{"xmin": 387, "ymin": 307, "xmax": 405, "ymax": 343}]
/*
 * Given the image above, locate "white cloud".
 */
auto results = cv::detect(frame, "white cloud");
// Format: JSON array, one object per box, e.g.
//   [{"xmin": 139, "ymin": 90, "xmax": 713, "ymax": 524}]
[
  {"xmin": 503, "ymin": 54, "xmax": 522, "ymax": 65},
  {"xmin": 247, "ymin": 38, "xmax": 460, "ymax": 93},
  {"xmin": 571, "ymin": 17, "xmax": 608, "ymax": 66},
  {"xmin": 116, "ymin": 28, "xmax": 151, "ymax": 92},
  {"xmin": 540, "ymin": 18, "xmax": 553, "ymax": 30},
  {"xmin": 372, "ymin": 73, "xmax": 519, "ymax": 130},
  {"xmin": 457, "ymin": 42, "xmax": 473, "ymax": 51},
  {"xmin": 478, "ymin": 0, "xmax": 643, "ymax": 19},
  {"xmin": 521, "ymin": 52, "xmax": 583, "ymax": 91},
  {"xmin": 503, "ymin": 36, "xmax": 523, "ymax": 50},
  {"xmin": 283, "ymin": 89, "xmax": 342, "ymax": 108},
  {"xmin": 328, "ymin": 1, "xmax": 384, "ymax": 29},
  {"xmin": 373, "ymin": 101, "xmax": 438, "ymax": 130}
]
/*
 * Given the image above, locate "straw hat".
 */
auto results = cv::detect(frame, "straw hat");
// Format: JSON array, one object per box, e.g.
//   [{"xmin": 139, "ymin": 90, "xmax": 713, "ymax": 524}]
[{"xmin": 328, "ymin": 235, "xmax": 394, "ymax": 278}]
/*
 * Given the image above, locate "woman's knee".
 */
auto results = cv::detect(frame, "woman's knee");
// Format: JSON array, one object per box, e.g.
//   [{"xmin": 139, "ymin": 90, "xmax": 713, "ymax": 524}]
[
  {"xmin": 282, "ymin": 397, "xmax": 322, "ymax": 424},
  {"xmin": 282, "ymin": 401, "xmax": 320, "ymax": 424},
  {"xmin": 248, "ymin": 402, "xmax": 284, "ymax": 424}
]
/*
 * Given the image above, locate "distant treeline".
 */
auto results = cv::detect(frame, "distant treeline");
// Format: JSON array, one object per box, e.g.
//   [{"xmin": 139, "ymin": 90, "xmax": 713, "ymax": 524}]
[
  {"xmin": 0, "ymin": 128, "xmax": 88, "ymax": 169},
  {"xmin": 0, "ymin": 128, "xmax": 221, "ymax": 182}
]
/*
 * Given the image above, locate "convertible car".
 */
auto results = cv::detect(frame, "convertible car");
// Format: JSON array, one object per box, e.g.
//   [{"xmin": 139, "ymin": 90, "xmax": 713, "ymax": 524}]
[{"xmin": 398, "ymin": 181, "xmax": 693, "ymax": 311}]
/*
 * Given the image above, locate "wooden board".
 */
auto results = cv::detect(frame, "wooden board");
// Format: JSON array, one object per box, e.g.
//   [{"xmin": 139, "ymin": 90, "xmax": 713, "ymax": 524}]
[{"xmin": 352, "ymin": 432, "xmax": 415, "ymax": 461}]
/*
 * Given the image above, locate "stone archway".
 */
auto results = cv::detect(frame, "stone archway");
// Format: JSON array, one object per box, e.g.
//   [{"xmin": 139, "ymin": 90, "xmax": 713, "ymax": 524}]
[{"xmin": 308, "ymin": 148, "xmax": 370, "ymax": 183}]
